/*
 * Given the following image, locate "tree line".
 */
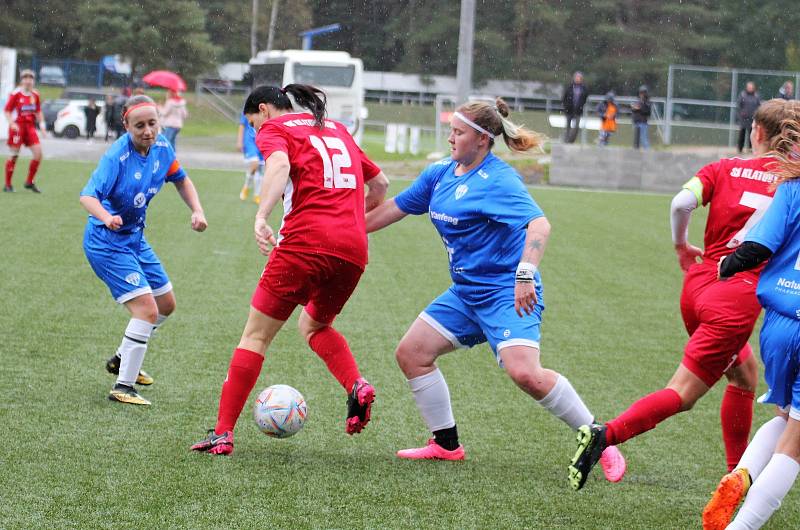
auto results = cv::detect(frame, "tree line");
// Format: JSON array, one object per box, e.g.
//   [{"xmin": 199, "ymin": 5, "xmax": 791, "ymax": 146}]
[{"xmin": 1, "ymin": 0, "xmax": 799, "ymax": 95}]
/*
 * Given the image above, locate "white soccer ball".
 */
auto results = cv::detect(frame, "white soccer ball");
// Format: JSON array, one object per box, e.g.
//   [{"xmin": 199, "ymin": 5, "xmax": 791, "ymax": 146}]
[{"xmin": 253, "ymin": 384, "xmax": 307, "ymax": 438}]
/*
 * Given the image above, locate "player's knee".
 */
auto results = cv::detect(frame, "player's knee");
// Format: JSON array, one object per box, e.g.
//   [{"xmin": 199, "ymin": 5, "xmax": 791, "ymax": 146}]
[
  {"xmin": 506, "ymin": 364, "xmax": 549, "ymax": 395},
  {"xmin": 395, "ymin": 341, "xmax": 424, "ymax": 376},
  {"xmin": 136, "ymin": 302, "xmax": 159, "ymax": 324},
  {"xmin": 159, "ymin": 298, "xmax": 176, "ymax": 317}
]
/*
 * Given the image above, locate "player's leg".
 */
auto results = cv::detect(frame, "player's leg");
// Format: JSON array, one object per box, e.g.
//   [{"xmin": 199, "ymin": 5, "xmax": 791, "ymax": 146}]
[
  {"xmin": 24, "ymin": 133, "xmax": 42, "ymax": 192},
  {"xmin": 253, "ymin": 162, "xmax": 264, "ymax": 204},
  {"xmin": 4, "ymin": 143, "xmax": 19, "ymax": 191},
  {"xmin": 720, "ymin": 349, "xmax": 759, "ymax": 471},
  {"xmin": 240, "ymin": 158, "xmax": 257, "ymax": 200}
]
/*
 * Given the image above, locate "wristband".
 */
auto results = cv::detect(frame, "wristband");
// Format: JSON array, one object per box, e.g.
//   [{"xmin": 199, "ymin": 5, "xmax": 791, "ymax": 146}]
[{"xmin": 515, "ymin": 262, "xmax": 537, "ymax": 284}]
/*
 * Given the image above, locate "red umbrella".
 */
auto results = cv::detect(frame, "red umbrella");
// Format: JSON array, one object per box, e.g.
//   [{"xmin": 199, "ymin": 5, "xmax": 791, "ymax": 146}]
[{"xmin": 142, "ymin": 70, "xmax": 187, "ymax": 92}]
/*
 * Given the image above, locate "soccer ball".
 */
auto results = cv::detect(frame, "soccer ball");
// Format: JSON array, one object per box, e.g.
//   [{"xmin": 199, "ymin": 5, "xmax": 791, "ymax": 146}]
[{"xmin": 253, "ymin": 384, "xmax": 307, "ymax": 438}]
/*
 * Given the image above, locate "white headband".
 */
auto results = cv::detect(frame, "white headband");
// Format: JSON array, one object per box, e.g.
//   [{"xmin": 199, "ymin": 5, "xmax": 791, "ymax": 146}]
[{"xmin": 453, "ymin": 111, "xmax": 495, "ymax": 139}]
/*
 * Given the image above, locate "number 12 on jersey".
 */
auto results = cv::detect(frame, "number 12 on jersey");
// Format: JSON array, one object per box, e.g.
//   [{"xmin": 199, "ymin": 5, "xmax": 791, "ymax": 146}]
[{"xmin": 309, "ymin": 135, "xmax": 356, "ymax": 189}]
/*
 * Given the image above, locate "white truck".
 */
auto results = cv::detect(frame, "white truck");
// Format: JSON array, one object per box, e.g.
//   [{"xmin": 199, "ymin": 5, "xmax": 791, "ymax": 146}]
[{"xmin": 249, "ymin": 49, "xmax": 367, "ymax": 143}]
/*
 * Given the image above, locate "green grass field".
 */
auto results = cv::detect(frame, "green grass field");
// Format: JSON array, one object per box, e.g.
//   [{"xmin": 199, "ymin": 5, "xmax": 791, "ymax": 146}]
[{"xmin": 1, "ymin": 161, "xmax": 796, "ymax": 529}]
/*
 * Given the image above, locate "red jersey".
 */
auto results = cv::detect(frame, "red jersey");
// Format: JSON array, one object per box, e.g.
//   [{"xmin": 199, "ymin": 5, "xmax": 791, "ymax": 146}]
[
  {"xmin": 256, "ymin": 112, "xmax": 381, "ymax": 269},
  {"xmin": 694, "ymin": 156, "xmax": 778, "ymax": 267},
  {"xmin": 4, "ymin": 88, "xmax": 41, "ymax": 125}
]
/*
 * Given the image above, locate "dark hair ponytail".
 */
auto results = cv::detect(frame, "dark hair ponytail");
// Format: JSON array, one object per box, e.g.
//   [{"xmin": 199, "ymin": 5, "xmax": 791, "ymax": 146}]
[{"xmin": 243, "ymin": 83, "xmax": 328, "ymax": 128}]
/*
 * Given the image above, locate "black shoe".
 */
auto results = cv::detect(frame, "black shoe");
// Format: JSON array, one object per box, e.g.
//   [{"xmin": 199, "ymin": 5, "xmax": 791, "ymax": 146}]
[
  {"xmin": 105, "ymin": 354, "xmax": 154, "ymax": 385},
  {"xmin": 3, "ymin": 185, "xmax": 13, "ymax": 192},
  {"xmin": 568, "ymin": 423, "xmax": 608, "ymax": 491},
  {"xmin": 24, "ymin": 182, "xmax": 41, "ymax": 193}
]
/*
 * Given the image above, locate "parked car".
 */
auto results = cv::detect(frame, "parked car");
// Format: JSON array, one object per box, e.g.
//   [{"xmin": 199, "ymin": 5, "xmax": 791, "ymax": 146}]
[
  {"xmin": 39, "ymin": 66, "xmax": 67, "ymax": 86},
  {"xmin": 53, "ymin": 100, "xmax": 106, "ymax": 139},
  {"xmin": 42, "ymin": 99, "xmax": 70, "ymax": 132},
  {"xmin": 60, "ymin": 88, "xmax": 108, "ymax": 101}
]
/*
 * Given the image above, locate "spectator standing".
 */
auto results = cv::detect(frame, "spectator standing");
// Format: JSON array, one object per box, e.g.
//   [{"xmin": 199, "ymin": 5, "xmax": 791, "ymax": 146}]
[
  {"xmin": 631, "ymin": 85, "xmax": 651, "ymax": 150},
  {"xmin": 159, "ymin": 90, "xmax": 188, "ymax": 151},
  {"xmin": 84, "ymin": 98, "xmax": 100, "ymax": 142},
  {"xmin": 562, "ymin": 71, "xmax": 588, "ymax": 143},
  {"xmin": 103, "ymin": 95, "xmax": 115, "ymax": 142},
  {"xmin": 777, "ymin": 80, "xmax": 794, "ymax": 100},
  {"xmin": 597, "ymin": 92, "xmax": 618, "ymax": 146},
  {"xmin": 737, "ymin": 81, "xmax": 761, "ymax": 153}
]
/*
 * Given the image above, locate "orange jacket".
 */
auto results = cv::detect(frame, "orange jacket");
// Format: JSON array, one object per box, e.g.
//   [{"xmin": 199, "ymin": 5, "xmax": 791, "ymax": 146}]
[{"xmin": 599, "ymin": 101, "xmax": 618, "ymax": 132}]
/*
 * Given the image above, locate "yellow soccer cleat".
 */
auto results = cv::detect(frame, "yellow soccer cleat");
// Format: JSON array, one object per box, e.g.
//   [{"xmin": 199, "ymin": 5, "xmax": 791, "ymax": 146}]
[
  {"xmin": 135, "ymin": 370, "xmax": 154, "ymax": 385},
  {"xmin": 702, "ymin": 468, "xmax": 751, "ymax": 530},
  {"xmin": 254, "ymin": 195, "xmax": 261, "ymax": 205},
  {"xmin": 108, "ymin": 384, "xmax": 151, "ymax": 406},
  {"xmin": 239, "ymin": 185, "xmax": 250, "ymax": 201}
]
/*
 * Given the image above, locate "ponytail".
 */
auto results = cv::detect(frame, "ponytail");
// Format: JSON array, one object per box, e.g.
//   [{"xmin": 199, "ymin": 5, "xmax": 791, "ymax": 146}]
[
  {"xmin": 456, "ymin": 98, "xmax": 545, "ymax": 153},
  {"xmin": 752, "ymin": 99, "xmax": 800, "ymax": 187},
  {"xmin": 243, "ymin": 83, "xmax": 328, "ymax": 129}
]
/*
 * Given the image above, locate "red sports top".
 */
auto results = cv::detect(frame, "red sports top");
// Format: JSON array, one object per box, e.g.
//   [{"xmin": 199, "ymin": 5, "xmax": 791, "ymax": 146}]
[
  {"xmin": 4, "ymin": 88, "xmax": 41, "ymax": 125},
  {"xmin": 694, "ymin": 156, "xmax": 779, "ymax": 268},
  {"xmin": 256, "ymin": 112, "xmax": 381, "ymax": 269}
]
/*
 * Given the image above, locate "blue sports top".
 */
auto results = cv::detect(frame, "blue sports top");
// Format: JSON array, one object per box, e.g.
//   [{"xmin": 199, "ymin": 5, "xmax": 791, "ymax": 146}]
[
  {"xmin": 747, "ymin": 180, "xmax": 800, "ymax": 319},
  {"xmin": 395, "ymin": 152, "xmax": 544, "ymax": 288},
  {"xmin": 240, "ymin": 113, "xmax": 262, "ymax": 159},
  {"xmin": 80, "ymin": 133, "xmax": 186, "ymax": 235}
]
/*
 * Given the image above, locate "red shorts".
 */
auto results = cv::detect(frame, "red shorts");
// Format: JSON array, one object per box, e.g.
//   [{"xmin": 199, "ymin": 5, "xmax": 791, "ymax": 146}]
[
  {"xmin": 7, "ymin": 123, "xmax": 40, "ymax": 149},
  {"xmin": 251, "ymin": 248, "xmax": 363, "ymax": 324},
  {"xmin": 680, "ymin": 260, "xmax": 760, "ymax": 387}
]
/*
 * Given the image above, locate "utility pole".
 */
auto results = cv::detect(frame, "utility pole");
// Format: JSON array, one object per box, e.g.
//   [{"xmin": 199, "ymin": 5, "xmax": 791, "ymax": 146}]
[
  {"xmin": 266, "ymin": 0, "xmax": 279, "ymax": 52},
  {"xmin": 250, "ymin": 0, "xmax": 259, "ymax": 58},
  {"xmin": 456, "ymin": 0, "xmax": 475, "ymax": 105}
]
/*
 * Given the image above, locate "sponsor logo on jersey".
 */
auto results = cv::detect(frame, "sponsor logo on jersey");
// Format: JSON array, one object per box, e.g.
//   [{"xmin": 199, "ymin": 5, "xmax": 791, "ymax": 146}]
[
  {"xmin": 430, "ymin": 210, "xmax": 459, "ymax": 225},
  {"xmin": 133, "ymin": 192, "xmax": 146, "ymax": 208},
  {"xmin": 478, "ymin": 169, "xmax": 489, "ymax": 179},
  {"xmin": 434, "ymin": 158, "xmax": 452, "ymax": 166},
  {"xmin": 147, "ymin": 187, "xmax": 158, "ymax": 195},
  {"xmin": 153, "ymin": 160, "xmax": 160, "ymax": 173},
  {"xmin": 134, "ymin": 171, "xmax": 142, "ymax": 180},
  {"xmin": 455, "ymin": 184, "xmax": 468, "ymax": 200},
  {"xmin": 729, "ymin": 167, "xmax": 776, "ymax": 183},
  {"xmin": 125, "ymin": 273, "xmax": 141, "ymax": 286},
  {"xmin": 777, "ymin": 277, "xmax": 800, "ymax": 291},
  {"xmin": 120, "ymin": 151, "xmax": 130, "ymax": 162},
  {"xmin": 284, "ymin": 119, "xmax": 336, "ymax": 129},
  {"xmin": 156, "ymin": 140, "xmax": 170, "ymax": 147}
]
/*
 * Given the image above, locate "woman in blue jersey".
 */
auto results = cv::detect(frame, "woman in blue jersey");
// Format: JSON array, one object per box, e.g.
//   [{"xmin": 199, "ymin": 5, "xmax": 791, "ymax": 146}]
[
  {"xmin": 236, "ymin": 112, "xmax": 264, "ymax": 203},
  {"xmin": 80, "ymin": 95, "xmax": 207, "ymax": 406},
  {"xmin": 706, "ymin": 136, "xmax": 800, "ymax": 529},
  {"xmin": 365, "ymin": 98, "xmax": 625, "ymax": 478}
]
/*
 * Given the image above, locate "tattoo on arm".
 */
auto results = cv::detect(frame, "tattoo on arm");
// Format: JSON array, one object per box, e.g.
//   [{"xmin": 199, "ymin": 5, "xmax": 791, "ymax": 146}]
[{"xmin": 528, "ymin": 239, "xmax": 543, "ymax": 251}]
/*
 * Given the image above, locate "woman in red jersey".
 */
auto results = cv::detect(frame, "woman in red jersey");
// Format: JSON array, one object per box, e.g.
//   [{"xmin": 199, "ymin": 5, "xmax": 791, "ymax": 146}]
[
  {"xmin": 191, "ymin": 84, "xmax": 389, "ymax": 455},
  {"xmin": 570, "ymin": 99, "xmax": 800, "ymax": 491},
  {"xmin": 4, "ymin": 69, "xmax": 45, "ymax": 193}
]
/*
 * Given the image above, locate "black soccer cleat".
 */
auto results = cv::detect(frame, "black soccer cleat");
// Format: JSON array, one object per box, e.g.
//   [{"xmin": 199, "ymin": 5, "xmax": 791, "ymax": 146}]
[
  {"xmin": 345, "ymin": 377, "xmax": 375, "ymax": 435},
  {"xmin": 105, "ymin": 353, "xmax": 154, "ymax": 385},
  {"xmin": 3, "ymin": 185, "xmax": 13, "ymax": 192},
  {"xmin": 23, "ymin": 182, "xmax": 41, "ymax": 193},
  {"xmin": 568, "ymin": 423, "xmax": 608, "ymax": 491},
  {"xmin": 190, "ymin": 429, "xmax": 234, "ymax": 455}
]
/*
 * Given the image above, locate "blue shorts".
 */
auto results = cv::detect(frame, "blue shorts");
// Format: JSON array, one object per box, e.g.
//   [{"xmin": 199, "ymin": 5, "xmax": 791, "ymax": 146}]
[
  {"xmin": 83, "ymin": 224, "xmax": 172, "ymax": 304},
  {"xmin": 758, "ymin": 309, "xmax": 800, "ymax": 420},
  {"xmin": 243, "ymin": 141, "xmax": 264, "ymax": 164},
  {"xmin": 420, "ymin": 281, "xmax": 545, "ymax": 365}
]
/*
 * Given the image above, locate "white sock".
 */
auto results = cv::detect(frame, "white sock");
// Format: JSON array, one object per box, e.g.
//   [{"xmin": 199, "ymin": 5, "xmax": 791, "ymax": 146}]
[
  {"xmin": 536, "ymin": 375, "xmax": 594, "ymax": 430},
  {"xmin": 729, "ymin": 453, "xmax": 800, "ymax": 530},
  {"xmin": 116, "ymin": 318, "xmax": 153, "ymax": 387},
  {"xmin": 254, "ymin": 166, "xmax": 264, "ymax": 197},
  {"xmin": 151, "ymin": 313, "xmax": 169, "ymax": 337},
  {"xmin": 407, "ymin": 368, "xmax": 455, "ymax": 431},
  {"xmin": 736, "ymin": 417, "xmax": 788, "ymax": 480},
  {"xmin": 243, "ymin": 170, "xmax": 254, "ymax": 189}
]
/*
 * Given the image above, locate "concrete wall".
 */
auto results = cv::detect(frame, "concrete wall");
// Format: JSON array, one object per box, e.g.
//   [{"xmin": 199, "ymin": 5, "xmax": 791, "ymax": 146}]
[{"xmin": 550, "ymin": 144, "xmax": 732, "ymax": 193}]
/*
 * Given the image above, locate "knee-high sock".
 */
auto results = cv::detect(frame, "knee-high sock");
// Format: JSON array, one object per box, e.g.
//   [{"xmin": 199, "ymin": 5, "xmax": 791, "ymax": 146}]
[
  {"xmin": 407, "ymin": 368, "xmax": 455, "ymax": 432},
  {"xmin": 308, "ymin": 327, "xmax": 361, "ymax": 391},
  {"xmin": 728, "ymin": 453, "xmax": 800, "ymax": 530},
  {"xmin": 253, "ymin": 166, "xmax": 264, "ymax": 197},
  {"xmin": 243, "ymin": 169, "xmax": 254, "ymax": 189},
  {"xmin": 215, "ymin": 348, "xmax": 264, "ymax": 434},
  {"xmin": 605, "ymin": 388, "xmax": 683, "ymax": 445},
  {"xmin": 736, "ymin": 417, "xmax": 788, "ymax": 480},
  {"xmin": 116, "ymin": 318, "xmax": 153, "ymax": 386},
  {"xmin": 536, "ymin": 375, "xmax": 593, "ymax": 430},
  {"xmin": 26, "ymin": 159, "xmax": 40, "ymax": 184},
  {"xmin": 5, "ymin": 157, "xmax": 16, "ymax": 187},
  {"xmin": 721, "ymin": 385, "xmax": 755, "ymax": 471}
]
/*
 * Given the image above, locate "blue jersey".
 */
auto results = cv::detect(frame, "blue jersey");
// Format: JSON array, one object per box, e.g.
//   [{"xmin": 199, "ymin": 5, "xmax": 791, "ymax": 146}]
[
  {"xmin": 240, "ymin": 113, "xmax": 263, "ymax": 161},
  {"xmin": 747, "ymin": 180, "xmax": 800, "ymax": 320},
  {"xmin": 395, "ymin": 152, "xmax": 544, "ymax": 289},
  {"xmin": 80, "ymin": 133, "xmax": 186, "ymax": 235}
]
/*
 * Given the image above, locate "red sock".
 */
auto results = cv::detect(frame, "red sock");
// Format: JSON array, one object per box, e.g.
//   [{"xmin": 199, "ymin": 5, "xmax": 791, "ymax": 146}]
[
  {"xmin": 308, "ymin": 327, "xmax": 361, "ymax": 391},
  {"xmin": 5, "ymin": 158, "xmax": 16, "ymax": 187},
  {"xmin": 214, "ymin": 348, "xmax": 264, "ymax": 434},
  {"xmin": 605, "ymin": 388, "xmax": 683, "ymax": 445},
  {"xmin": 26, "ymin": 159, "xmax": 40, "ymax": 185},
  {"xmin": 721, "ymin": 384, "xmax": 755, "ymax": 471}
]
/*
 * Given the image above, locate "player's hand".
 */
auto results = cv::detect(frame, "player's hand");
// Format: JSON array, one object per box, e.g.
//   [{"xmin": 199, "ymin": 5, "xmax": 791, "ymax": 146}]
[
  {"xmin": 236, "ymin": 141, "xmax": 243, "ymax": 153},
  {"xmin": 675, "ymin": 243, "xmax": 704, "ymax": 272},
  {"xmin": 9, "ymin": 123, "xmax": 19, "ymax": 132},
  {"xmin": 514, "ymin": 281, "xmax": 538, "ymax": 317},
  {"xmin": 254, "ymin": 217, "xmax": 277, "ymax": 255},
  {"xmin": 191, "ymin": 210, "xmax": 208, "ymax": 232},
  {"xmin": 105, "ymin": 215, "xmax": 123, "ymax": 231}
]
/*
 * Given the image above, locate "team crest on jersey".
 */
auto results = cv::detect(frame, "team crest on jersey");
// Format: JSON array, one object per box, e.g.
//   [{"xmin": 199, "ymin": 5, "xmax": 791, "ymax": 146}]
[
  {"xmin": 124, "ymin": 273, "xmax": 141, "ymax": 286},
  {"xmin": 134, "ymin": 171, "xmax": 142, "ymax": 180},
  {"xmin": 503, "ymin": 329, "xmax": 511, "ymax": 338},
  {"xmin": 455, "ymin": 184, "xmax": 469, "ymax": 200},
  {"xmin": 478, "ymin": 169, "xmax": 489, "ymax": 179},
  {"xmin": 133, "ymin": 192, "xmax": 146, "ymax": 208},
  {"xmin": 153, "ymin": 160, "xmax": 160, "ymax": 173}
]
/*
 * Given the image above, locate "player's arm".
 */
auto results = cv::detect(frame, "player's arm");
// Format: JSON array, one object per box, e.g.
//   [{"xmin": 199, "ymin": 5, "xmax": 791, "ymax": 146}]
[
  {"xmin": 254, "ymin": 151, "xmax": 291, "ymax": 255},
  {"xmin": 365, "ymin": 171, "xmax": 389, "ymax": 213},
  {"xmin": 236, "ymin": 124, "xmax": 245, "ymax": 152},
  {"xmin": 718, "ymin": 242, "xmax": 772, "ymax": 279},
  {"xmin": 4, "ymin": 110, "xmax": 17, "ymax": 131},
  {"xmin": 173, "ymin": 177, "xmax": 207, "ymax": 232},
  {"xmin": 365, "ymin": 198, "xmax": 407, "ymax": 233},
  {"xmin": 38, "ymin": 110, "xmax": 46, "ymax": 133},
  {"xmin": 671, "ymin": 180, "xmax": 704, "ymax": 272},
  {"xmin": 515, "ymin": 216, "xmax": 551, "ymax": 317},
  {"xmin": 79, "ymin": 195, "xmax": 122, "ymax": 231}
]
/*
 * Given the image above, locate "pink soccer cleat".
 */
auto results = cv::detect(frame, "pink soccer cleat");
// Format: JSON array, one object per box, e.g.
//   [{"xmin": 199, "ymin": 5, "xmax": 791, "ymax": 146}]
[
  {"xmin": 190, "ymin": 430, "xmax": 234, "ymax": 456},
  {"xmin": 396, "ymin": 439, "xmax": 466, "ymax": 461},
  {"xmin": 345, "ymin": 378, "xmax": 375, "ymax": 435},
  {"xmin": 599, "ymin": 445, "xmax": 626, "ymax": 483}
]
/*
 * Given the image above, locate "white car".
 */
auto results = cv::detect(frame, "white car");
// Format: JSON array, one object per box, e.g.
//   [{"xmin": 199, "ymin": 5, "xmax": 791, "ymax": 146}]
[{"xmin": 53, "ymin": 100, "xmax": 107, "ymax": 139}]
